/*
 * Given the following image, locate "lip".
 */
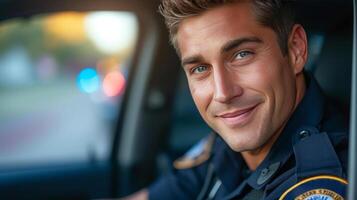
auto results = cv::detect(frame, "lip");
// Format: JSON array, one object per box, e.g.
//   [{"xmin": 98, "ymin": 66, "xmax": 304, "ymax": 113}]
[{"xmin": 217, "ymin": 104, "xmax": 259, "ymax": 127}]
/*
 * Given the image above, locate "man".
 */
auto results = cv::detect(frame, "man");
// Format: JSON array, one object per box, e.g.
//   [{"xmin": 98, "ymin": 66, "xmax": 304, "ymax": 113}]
[{"xmin": 125, "ymin": 0, "xmax": 348, "ymax": 199}]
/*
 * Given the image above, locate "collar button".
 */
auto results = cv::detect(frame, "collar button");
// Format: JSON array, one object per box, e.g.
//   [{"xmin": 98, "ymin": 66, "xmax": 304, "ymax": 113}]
[
  {"xmin": 257, "ymin": 162, "xmax": 280, "ymax": 185},
  {"xmin": 298, "ymin": 130, "xmax": 311, "ymax": 140}
]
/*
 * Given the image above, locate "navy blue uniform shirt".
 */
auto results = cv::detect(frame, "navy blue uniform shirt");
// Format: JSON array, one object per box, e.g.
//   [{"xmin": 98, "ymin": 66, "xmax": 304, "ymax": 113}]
[{"xmin": 149, "ymin": 75, "xmax": 348, "ymax": 199}]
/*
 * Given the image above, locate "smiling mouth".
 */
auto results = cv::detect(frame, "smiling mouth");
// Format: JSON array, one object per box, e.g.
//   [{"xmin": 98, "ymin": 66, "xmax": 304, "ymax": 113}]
[{"xmin": 217, "ymin": 104, "xmax": 259, "ymax": 127}]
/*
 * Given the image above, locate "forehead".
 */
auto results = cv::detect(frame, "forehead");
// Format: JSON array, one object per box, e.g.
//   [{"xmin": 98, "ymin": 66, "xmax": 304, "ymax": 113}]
[
  {"xmin": 180, "ymin": 1, "xmax": 255, "ymax": 31},
  {"xmin": 176, "ymin": 1, "xmax": 267, "ymax": 57}
]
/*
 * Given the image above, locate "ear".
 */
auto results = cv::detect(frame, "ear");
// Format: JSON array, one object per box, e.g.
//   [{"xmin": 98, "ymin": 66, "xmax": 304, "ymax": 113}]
[{"xmin": 287, "ymin": 24, "xmax": 308, "ymax": 75}]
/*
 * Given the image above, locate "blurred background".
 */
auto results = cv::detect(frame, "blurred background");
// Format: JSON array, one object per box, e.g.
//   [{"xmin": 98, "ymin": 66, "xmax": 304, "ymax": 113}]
[{"xmin": 0, "ymin": 11, "xmax": 137, "ymax": 169}]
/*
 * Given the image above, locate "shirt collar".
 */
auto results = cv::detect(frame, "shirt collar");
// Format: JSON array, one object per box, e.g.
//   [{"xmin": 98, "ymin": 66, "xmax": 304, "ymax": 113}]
[{"xmin": 211, "ymin": 136, "xmax": 244, "ymax": 192}]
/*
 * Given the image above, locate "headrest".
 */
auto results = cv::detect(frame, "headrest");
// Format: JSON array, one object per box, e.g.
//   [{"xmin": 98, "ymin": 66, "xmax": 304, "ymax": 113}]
[{"xmin": 312, "ymin": 27, "xmax": 352, "ymax": 107}]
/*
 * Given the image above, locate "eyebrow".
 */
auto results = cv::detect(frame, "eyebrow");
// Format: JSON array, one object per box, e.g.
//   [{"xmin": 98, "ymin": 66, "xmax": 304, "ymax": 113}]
[
  {"xmin": 181, "ymin": 37, "xmax": 263, "ymax": 67},
  {"xmin": 221, "ymin": 37, "xmax": 263, "ymax": 53},
  {"xmin": 181, "ymin": 55, "xmax": 204, "ymax": 67}
]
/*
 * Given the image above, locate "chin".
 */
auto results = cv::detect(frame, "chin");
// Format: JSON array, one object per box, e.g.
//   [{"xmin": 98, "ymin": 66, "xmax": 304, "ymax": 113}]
[
  {"xmin": 223, "ymin": 133, "xmax": 263, "ymax": 152},
  {"xmin": 228, "ymin": 142, "xmax": 261, "ymax": 152}
]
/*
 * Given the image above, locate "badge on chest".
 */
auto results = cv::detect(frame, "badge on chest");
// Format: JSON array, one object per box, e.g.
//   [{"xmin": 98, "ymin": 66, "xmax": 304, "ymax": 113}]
[{"xmin": 279, "ymin": 175, "xmax": 347, "ymax": 200}]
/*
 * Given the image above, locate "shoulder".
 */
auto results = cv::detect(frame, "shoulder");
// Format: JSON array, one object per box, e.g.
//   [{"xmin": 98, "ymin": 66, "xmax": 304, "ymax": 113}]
[
  {"xmin": 326, "ymin": 130, "xmax": 349, "ymax": 173},
  {"xmin": 148, "ymin": 133, "xmax": 217, "ymax": 199},
  {"xmin": 173, "ymin": 133, "xmax": 216, "ymax": 170},
  {"xmin": 321, "ymin": 99, "xmax": 349, "ymax": 172}
]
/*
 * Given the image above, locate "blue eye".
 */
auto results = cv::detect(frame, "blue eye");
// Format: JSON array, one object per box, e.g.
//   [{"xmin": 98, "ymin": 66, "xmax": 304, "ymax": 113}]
[
  {"xmin": 235, "ymin": 51, "xmax": 253, "ymax": 60},
  {"xmin": 192, "ymin": 65, "xmax": 208, "ymax": 74}
]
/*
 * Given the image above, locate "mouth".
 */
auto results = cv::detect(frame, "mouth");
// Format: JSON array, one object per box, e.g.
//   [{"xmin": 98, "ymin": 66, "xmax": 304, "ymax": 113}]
[{"xmin": 217, "ymin": 104, "xmax": 259, "ymax": 127}]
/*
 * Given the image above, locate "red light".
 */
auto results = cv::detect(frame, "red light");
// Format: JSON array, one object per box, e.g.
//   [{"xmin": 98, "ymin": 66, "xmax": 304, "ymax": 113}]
[{"xmin": 103, "ymin": 71, "xmax": 125, "ymax": 97}]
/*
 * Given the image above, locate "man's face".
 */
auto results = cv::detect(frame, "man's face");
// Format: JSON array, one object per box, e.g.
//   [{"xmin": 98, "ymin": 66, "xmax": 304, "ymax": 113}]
[{"xmin": 177, "ymin": 2, "xmax": 304, "ymax": 152}]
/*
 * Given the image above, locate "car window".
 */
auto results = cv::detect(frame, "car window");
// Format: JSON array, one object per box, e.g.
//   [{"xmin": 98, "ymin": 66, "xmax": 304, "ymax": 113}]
[{"xmin": 0, "ymin": 11, "xmax": 139, "ymax": 169}]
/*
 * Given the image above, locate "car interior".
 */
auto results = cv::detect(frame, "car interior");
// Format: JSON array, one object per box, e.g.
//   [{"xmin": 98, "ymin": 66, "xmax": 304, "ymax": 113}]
[{"xmin": 0, "ymin": 0, "xmax": 355, "ymax": 199}]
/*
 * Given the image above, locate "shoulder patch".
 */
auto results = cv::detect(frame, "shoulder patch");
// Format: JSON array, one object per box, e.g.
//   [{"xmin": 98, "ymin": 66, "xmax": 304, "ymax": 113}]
[
  {"xmin": 173, "ymin": 134, "xmax": 215, "ymax": 170},
  {"xmin": 279, "ymin": 175, "xmax": 347, "ymax": 200}
]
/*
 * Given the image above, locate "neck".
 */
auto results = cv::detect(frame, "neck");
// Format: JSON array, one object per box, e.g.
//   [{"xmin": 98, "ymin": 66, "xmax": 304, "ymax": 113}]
[
  {"xmin": 241, "ymin": 73, "xmax": 306, "ymax": 171},
  {"xmin": 240, "ymin": 125, "xmax": 283, "ymax": 171}
]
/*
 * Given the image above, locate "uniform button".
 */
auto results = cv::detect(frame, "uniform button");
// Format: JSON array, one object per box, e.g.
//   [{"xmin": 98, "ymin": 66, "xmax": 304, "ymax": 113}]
[
  {"xmin": 298, "ymin": 130, "xmax": 310, "ymax": 139},
  {"xmin": 261, "ymin": 168, "xmax": 269, "ymax": 176},
  {"xmin": 257, "ymin": 162, "xmax": 280, "ymax": 185}
]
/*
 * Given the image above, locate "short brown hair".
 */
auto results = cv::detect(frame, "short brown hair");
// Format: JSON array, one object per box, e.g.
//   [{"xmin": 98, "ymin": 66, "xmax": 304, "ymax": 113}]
[{"xmin": 159, "ymin": 0, "xmax": 296, "ymax": 55}]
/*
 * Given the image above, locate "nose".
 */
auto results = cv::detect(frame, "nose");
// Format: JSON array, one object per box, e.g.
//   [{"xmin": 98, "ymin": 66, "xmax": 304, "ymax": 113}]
[{"xmin": 213, "ymin": 67, "xmax": 243, "ymax": 103}]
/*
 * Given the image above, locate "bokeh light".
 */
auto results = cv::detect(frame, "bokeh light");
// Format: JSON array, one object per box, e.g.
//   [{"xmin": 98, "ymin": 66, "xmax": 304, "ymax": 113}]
[
  {"xmin": 44, "ymin": 12, "xmax": 86, "ymax": 42},
  {"xmin": 84, "ymin": 12, "xmax": 138, "ymax": 54},
  {"xmin": 103, "ymin": 71, "xmax": 126, "ymax": 97},
  {"xmin": 77, "ymin": 68, "xmax": 100, "ymax": 93}
]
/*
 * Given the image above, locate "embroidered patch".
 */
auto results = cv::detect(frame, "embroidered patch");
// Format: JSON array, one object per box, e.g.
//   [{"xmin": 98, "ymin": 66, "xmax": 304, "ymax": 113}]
[
  {"xmin": 173, "ymin": 134, "xmax": 215, "ymax": 169},
  {"xmin": 279, "ymin": 175, "xmax": 347, "ymax": 200},
  {"xmin": 295, "ymin": 189, "xmax": 343, "ymax": 200}
]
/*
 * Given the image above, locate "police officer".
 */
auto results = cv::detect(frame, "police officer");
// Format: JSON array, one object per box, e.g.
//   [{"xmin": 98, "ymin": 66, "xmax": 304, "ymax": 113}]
[{"xmin": 124, "ymin": 0, "xmax": 348, "ymax": 199}]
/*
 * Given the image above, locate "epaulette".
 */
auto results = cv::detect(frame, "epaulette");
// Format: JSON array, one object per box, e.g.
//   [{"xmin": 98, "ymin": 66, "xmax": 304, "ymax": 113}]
[{"xmin": 173, "ymin": 133, "xmax": 215, "ymax": 170}]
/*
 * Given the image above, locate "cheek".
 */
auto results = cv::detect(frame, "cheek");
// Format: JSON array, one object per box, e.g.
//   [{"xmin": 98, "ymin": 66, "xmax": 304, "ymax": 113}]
[
  {"xmin": 239, "ymin": 64, "xmax": 273, "ymax": 93},
  {"xmin": 189, "ymin": 81, "xmax": 213, "ymax": 112},
  {"xmin": 245, "ymin": 58, "xmax": 291, "ymax": 94},
  {"xmin": 253, "ymin": 61, "xmax": 296, "ymax": 122}
]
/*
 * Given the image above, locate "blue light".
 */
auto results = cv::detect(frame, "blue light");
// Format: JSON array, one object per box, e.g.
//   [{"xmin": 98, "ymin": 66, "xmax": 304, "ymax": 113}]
[{"xmin": 77, "ymin": 68, "xmax": 100, "ymax": 93}]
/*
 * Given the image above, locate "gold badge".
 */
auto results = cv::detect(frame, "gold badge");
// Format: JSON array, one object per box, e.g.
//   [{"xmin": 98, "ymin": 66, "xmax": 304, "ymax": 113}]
[
  {"xmin": 279, "ymin": 175, "xmax": 347, "ymax": 200},
  {"xmin": 295, "ymin": 188, "xmax": 343, "ymax": 200}
]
